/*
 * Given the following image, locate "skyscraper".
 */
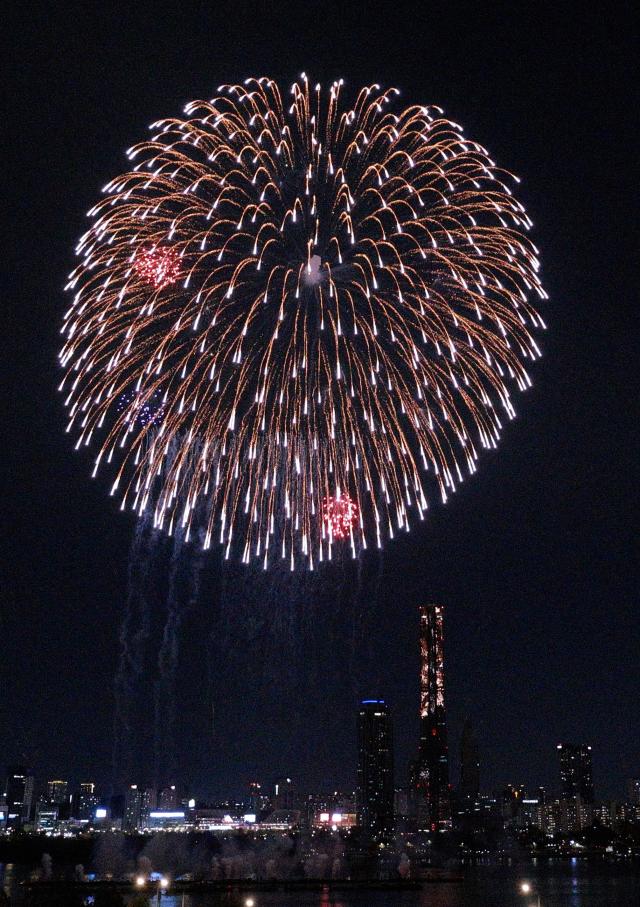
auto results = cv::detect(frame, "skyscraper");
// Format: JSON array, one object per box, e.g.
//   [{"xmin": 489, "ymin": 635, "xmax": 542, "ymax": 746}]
[
  {"xmin": 459, "ymin": 717, "xmax": 480, "ymax": 801},
  {"xmin": 415, "ymin": 605, "xmax": 451, "ymax": 831},
  {"xmin": 4, "ymin": 766, "xmax": 35, "ymax": 828},
  {"xmin": 46, "ymin": 780, "xmax": 69, "ymax": 805},
  {"xmin": 356, "ymin": 699, "xmax": 394, "ymax": 841},
  {"xmin": 140, "ymin": 787, "xmax": 156, "ymax": 827},
  {"xmin": 158, "ymin": 785, "xmax": 177, "ymax": 810},
  {"xmin": 74, "ymin": 782, "xmax": 99, "ymax": 820},
  {"xmin": 557, "ymin": 743, "xmax": 594, "ymax": 803},
  {"xmin": 273, "ymin": 777, "xmax": 297, "ymax": 811},
  {"xmin": 124, "ymin": 784, "xmax": 143, "ymax": 830}
]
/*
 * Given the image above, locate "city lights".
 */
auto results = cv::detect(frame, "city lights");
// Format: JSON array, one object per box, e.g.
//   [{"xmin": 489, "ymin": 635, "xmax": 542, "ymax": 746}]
[{"xmin": 2, "ymin": 608, "xmax": 638, "ymax": 889}]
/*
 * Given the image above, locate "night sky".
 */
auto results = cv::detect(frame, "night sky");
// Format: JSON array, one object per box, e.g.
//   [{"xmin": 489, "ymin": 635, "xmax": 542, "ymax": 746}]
[{"xmin": 3, "ymin": 3, "xmax": 637, "ymax": 802}]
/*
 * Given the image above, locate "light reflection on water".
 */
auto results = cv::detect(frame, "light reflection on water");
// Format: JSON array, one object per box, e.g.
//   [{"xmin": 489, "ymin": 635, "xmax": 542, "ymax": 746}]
[{"xmin": 3, "ymin": 862, "xmax": 640, "ymax": 906}]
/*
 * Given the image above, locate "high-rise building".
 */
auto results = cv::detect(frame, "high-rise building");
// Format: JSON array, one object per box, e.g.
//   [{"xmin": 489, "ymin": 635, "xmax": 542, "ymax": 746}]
[
  {"xmin": 501, "ymin": 783, "xmax": 526, "ymax": 827},
  {"xmin": 4, "ymin": 766, "xmax": 34, "ymax": 828},
  {"xmin": 247, "ymin": 780, "xmax": 262, "ymax": 813},
  {"xmin": 46, "ymin": 780, "xmax": 69, "ymax": 805},
  {"xmin": 459, "ymin": 717, "xmax": 480, "ymax": 801},
  {"xmin": 23, "ymin": 775, "xmax": 35, "ymax": 822},
  {"xmin": 557, "ymin": 744, "xmax": 594, "ymax": 803},
  {"xmin": 273, "ymin": 777, "xmax": 297, "ymax": 811},
  {"xmin": 356, "ymin": 699, "xmax": 394, "ymax": 841},
  {"xmin": 74, "ymin": 782, "xmax": 99, "ymax": 820},
  {"xmin": 35, "ymin": 803, "xmax": 58, "ymax": 831},
  {"xmin": 124, "ymin": 784, "xmax": 143, "ymax": 830},
  {"xmin": 628, "ymin": 778, "xmax": 640, "ymax": 806},
  {"xmin": 415, "ymin": 605, "xmax": 451, "ymax": 831},
  {"xmin": 140, "ymin": 787, "xmax": 157, "ymax": 827},
  {"xmin": 519, "ymin": 796, "xmax": 545, "ymax": 830},
  {"xmin": 158, "ymin": 785, "xmax": 177, "ymax": 811}
]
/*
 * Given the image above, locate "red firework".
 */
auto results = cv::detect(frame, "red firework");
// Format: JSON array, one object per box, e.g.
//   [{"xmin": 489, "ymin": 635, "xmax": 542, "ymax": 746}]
[
  {"xmin": 322, "ymin": 493, "xmax": 359, "ymax": 540},
  {"xmin": 134, "ymin": 246, "xmax": 181, "ymax": 289}
]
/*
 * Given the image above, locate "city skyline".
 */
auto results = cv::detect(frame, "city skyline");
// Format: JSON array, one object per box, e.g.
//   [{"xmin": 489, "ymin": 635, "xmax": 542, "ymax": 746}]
[
  {"xmin": 5, "ymin": 733, "xmax": 639, "ymax": 839},
  {"xmin": 4, "ymin": 603, "xmax": 638, "ymax": 857},
  {"xmin": 1, "ymin": 600, "xmax": 635, "ymax": 802},
  {"xmin": 3, "ymin": 606, "xmax": 635, "ymax": 821}
]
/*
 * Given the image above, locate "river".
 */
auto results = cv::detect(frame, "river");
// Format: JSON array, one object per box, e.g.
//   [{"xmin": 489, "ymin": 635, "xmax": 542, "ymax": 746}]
[{"xmin": 2, "ymin": 860, "xmax": 639, "ymax": 905}]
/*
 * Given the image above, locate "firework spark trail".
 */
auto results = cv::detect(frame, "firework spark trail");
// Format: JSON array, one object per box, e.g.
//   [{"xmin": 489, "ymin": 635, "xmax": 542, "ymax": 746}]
[{"xmin": 61, "ymin": 75, "xmax": 546, "ymax": 571}]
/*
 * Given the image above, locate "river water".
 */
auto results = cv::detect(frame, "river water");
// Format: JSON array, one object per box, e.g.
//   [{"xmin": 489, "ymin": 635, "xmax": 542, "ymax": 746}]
[{"xmin": 2, "ymin": 860, "xmax": 639, "ymax": 905}]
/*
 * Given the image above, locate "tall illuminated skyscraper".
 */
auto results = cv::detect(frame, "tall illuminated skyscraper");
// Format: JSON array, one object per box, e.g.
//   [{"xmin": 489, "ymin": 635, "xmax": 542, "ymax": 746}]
[
  {"xmin": 416, "ymin": 605, "xmax": 451, "ymax": 831},
  {"xmin": 124, "ymin": 784, "xmax": 143, "ymax": 830},
  {"xmin": 557, "ymin": 743, "xmax": 594, "ymax": 803},
  {"xmin": 357, "ymin": 699, "xmax": 394, "ymax": 841},
  {"xmin": 74, "ymin": 782, "xmax": 99, "ymax": 820},
  {"xmin": 4, "ymin": 766, "xmax": 34, "ymax": 828},
  {"xmin": 46, "ymin": 780, "xmax": 69, "ymax": 805}
]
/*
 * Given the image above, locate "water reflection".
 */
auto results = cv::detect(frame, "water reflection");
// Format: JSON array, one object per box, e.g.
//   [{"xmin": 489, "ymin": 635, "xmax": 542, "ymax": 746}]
[{"xmin": 2, "ymin": 862, "xmax": 640, "ymax": 906}]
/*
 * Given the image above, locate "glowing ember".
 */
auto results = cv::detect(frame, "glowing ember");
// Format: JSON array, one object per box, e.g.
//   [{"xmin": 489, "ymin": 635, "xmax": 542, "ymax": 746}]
[
  {"xmin": 134, "ymin": 247, "xmax": 181, "ymax": 289},
  {"xmin": 322, "ymin": 493, "xmax": 358, "ymax": 540}
]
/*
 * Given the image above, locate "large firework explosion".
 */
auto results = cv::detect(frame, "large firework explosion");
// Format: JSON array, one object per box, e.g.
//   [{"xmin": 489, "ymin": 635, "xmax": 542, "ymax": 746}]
[{"xmin": 60, "ymin": 75, "xmax": 546, "ymax": 570}]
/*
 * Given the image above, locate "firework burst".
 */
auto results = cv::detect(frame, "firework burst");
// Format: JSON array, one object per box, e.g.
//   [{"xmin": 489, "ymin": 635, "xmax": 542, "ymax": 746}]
[
  {"xmin": 60, "ymin": 75, "xmax": 546, "ymax": 570},
  {"xmin": 323, "ymin": 493, "xmax": 359, "ymax": 541},
  {"xmin": 134, "ymin": 246, "xmax": 182, "ymax": 289}
]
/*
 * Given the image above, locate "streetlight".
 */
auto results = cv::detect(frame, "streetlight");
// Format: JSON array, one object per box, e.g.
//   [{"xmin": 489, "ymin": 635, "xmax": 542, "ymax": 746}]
[
  {"xmin": 156, "ymin": 876, "xmax": 169, "ymax": 904},
  {"xmin": 519, "ymin": 880, "xmax": 541, "ymax": 906},
  {"xmin": 133, "ymin": 874, "xmax": 169, "ymax": 904},
  {"xmin": 245, "ymin": 899, "xmax": 255, "ymax": 907}
]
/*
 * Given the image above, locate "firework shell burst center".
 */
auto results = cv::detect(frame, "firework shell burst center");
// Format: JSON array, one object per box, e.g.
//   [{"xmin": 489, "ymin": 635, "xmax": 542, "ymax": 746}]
[{"xmin": 60, "ymin": 74, "xmax": 547, "ymax": 571}]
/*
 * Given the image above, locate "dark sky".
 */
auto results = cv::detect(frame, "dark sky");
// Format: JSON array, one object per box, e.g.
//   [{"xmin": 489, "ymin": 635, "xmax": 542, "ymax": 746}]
[{"xmin": 3, "ymin": 2, "xmax": 637, "ymax": 802}]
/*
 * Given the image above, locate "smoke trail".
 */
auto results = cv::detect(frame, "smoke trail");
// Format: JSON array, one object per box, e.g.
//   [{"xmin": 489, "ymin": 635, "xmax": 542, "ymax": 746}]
[
  {"xmin": 153, "ymin": 530, "xmax": 182, "ymax": 787},
  {"xmin": 112, "ymin": 513, "xmax": 155, "ymax": 788},
  {"xmin": 343, "ymin": 548, "xmax": 385, "ymax": 702},
  {"xmin": 208, "ymin": 554, "xmax": 371, "ymax": 782},
  {"xmin": 154, "ymin": 530, "xmax": 205, "ymax": 786}
]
